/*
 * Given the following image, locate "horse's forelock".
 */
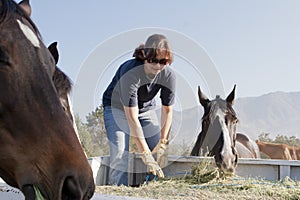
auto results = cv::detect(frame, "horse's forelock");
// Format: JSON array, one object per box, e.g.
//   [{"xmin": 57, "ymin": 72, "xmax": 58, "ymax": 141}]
[
  {"xmin": 0, "ymin": 0, "xmax": 16, "ymax": 22},
  {"xmin": 204, "ymin": 100, "xmax": 221, "ymax": 123},
  {"xmin": 17, "ymin": 2, "xmax": 41, "ymax": 39},
  {"xmin": 0, "ymin": 0, "xmax": 41, "ymax": 39},
  {"xmin": 0, "ymin": 0, "xmax": 9, "ymax": 23}
]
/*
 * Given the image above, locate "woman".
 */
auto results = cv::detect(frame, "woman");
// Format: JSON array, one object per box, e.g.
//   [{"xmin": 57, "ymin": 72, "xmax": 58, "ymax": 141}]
[{"xmin": 102, "ymin": 34, "xmax": 176, "ymax": 186}]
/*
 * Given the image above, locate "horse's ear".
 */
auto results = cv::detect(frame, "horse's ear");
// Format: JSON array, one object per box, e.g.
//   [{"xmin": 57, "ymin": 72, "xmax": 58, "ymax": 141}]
[
  {"xmin": 226, "ymin": 84, "xmax": 236, "ymax": 106},
  {"xmin": 48, "ymin": 42, "xmax": 59, "ymax": 64},
  {"xmin": 19, "ymin": 0, "xmax": 31, "ymax": 17},
  {"xmin": 198, "ymin": 86, "xmax": 210, "ymax": 107}
]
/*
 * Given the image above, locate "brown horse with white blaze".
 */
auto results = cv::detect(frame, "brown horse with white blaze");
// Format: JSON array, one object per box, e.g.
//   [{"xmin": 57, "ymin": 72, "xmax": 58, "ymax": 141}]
[
  {"xmin": 0, "ymin": 0, "xmax": 94, "ymax": 199},
  {"xmin": 191, "ymin": 85, "xmax": 238, "ymax": 174},
  {"xmin": 190, "ymin": 85, "xmax": 260, "ymax": 174}
]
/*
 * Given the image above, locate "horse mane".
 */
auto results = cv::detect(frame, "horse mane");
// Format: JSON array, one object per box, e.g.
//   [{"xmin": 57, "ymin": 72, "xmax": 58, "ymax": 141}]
[
  {"xmin": 0, "ymin": 0, "xmax": 41, "ymax": 38},
  {"xmin": 53, "ymin": 67, "xmax": 72, "ymax": 96},
  {"xmin": 203, "ymin": 98, "xmax": 237, "ymax": 122}
]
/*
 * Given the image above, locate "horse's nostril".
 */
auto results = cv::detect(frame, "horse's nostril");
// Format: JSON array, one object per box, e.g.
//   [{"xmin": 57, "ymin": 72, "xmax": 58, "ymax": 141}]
[
  {"xmin": 86, "ymin": 184, "xmax": 95, "ymax": 199},
  {"xmin": 227, "ymin": 167, "xmax": 234, "ymax": 174},
  {"xmin": 62, "ymin": 176, "xmax": 81, "ymax": 200},
  {"xmin": 22, "ymin": 185, "xmax": 36, "ymax": 200}
]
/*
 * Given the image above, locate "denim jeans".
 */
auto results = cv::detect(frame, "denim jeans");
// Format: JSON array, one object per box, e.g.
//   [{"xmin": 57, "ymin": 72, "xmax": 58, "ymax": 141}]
[{"xmin": 103, "ymin": 106, "xmax": 160, "ymax": 186}]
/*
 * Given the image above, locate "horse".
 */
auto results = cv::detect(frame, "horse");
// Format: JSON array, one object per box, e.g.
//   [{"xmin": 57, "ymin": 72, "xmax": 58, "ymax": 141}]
[
  {"xmin": 236, "ymin": 133, "xmax": 261, "ymax": 158},
  {"xmin": 256, "ymin": 141, "xmax": 293, "ymax": 160},
  {"xmin": 235, "ymin": 140, "xmax": 254, "ymax": 158},
  {"xmin": 0, "ymin": 1, "xmax": 94, "ymax": 199},
  {"xmin": 287, "ymin": 146, "xmax": 299, "ymax": 160},
  {"xmin": 48, "ymin": 42, "xmax": 81, "ymax": 143},
  {"xmin": 191, "ymin": 85, "xmax": 238, "ymax": 174},
  {"xmin": 294, "ymin": 147, "xmax": 300, "ymax": 160}
]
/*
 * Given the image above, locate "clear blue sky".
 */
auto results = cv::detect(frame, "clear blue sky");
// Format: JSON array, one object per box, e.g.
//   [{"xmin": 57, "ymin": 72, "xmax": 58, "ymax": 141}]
[{"xmin": 29, "ymin": 0, "xmax": 300, "ymax": 118}]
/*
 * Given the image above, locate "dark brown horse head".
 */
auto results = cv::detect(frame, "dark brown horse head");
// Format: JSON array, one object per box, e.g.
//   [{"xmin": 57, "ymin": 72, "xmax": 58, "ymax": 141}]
[
  {"xmin": 0, "ymin": 1, "xmax": 94, "ymax": 199},
  {"xmin": 191, "ymin": 85, "xmax": 238, "ymax": 174}
]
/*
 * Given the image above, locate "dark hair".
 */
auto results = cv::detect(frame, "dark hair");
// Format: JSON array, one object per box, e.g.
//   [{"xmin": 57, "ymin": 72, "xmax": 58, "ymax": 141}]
[
  {"xmin": 133, "ymin": 34, "xmax": 174, "ymax": 64},
  {"xmin": 0, "ymin": 0, "xmax": 40, "ymax": 38}
]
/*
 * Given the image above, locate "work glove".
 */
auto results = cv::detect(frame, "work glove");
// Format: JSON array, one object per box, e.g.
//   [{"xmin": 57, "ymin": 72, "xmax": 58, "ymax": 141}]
[
  {"xmin": 141, "ymin": 150, "xmax": 165, "ymax": 178},
  {"xmin": 152, "ymin": 139, "xmax": 169, "ymax": 168}
]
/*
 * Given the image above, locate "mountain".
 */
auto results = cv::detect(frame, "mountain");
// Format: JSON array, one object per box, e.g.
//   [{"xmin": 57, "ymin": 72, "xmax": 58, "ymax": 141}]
[
  {"xmin": 235, "ymin": 91, "xmax": 300, "ymax": 139},
  {"xmin": 171, "ymin": 105, "xmax": 202, "ymax": 146},
  {"xmin": 170, "ymin": 91, "xmax": 300, "ymax": 147}
]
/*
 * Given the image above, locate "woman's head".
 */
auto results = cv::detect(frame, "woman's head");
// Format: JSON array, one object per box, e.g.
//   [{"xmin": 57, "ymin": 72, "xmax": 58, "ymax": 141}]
[{"xmin": 133, "ymin": 34, "xmax": 174, "ymax": 65}]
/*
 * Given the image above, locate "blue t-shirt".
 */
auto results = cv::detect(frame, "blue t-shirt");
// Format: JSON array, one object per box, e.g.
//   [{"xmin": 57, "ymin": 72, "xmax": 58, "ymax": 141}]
[{"xmin": 102, "ymin": 59, "xmax": 176, "ymax": 113}]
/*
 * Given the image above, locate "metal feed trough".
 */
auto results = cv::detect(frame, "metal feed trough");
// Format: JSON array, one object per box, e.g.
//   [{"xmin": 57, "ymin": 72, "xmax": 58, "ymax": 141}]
[{"xmin": 88, "ymin": 154, "xmax": 300, "ymax": 186}]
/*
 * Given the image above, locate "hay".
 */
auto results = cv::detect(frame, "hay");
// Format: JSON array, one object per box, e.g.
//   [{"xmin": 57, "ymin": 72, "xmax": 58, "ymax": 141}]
[
  {"xmin": 96, "ymin": 176, "xmax": 300, "ymax": 200},
  {"xmin": 190, "ymin": 165, "xmax": 218, "ymax": 183},
  {"xmin": 95, "ymin": 157, "xmax": 300, "ymax": 199},
  {"xmin": 188, "ymin": 157, "xmax": 222, "ymax": 184},
  {"xmin": 34, "ymin": 186, "xmax": 45, "ymax": 200}
]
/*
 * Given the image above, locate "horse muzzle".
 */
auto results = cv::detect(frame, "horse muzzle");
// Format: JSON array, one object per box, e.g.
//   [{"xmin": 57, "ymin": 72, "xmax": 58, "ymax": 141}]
[
  {"xmin": 21, "ymin": 175, "xmax": 95, "ymax": 200},
  {"xmin": 61, "ymin": 175, "xmax": 95, "ymax": 200}
]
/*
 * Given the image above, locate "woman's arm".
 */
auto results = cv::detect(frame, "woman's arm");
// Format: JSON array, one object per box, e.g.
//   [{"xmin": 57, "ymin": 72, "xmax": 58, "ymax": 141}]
[
  {"xmin": 124, "ymin": 106, "xmax": 164, "ymax": 177},
  {"xmin": 160, "ymin": 105, "xmax": 173, "ymax": 141},
  {"xmin": 150, "ymin": 105, "xmax": 173, "ymax": 168},
  {"xmin": 123, "ymin": 106, "xmax": 150, "ymax": 153}
]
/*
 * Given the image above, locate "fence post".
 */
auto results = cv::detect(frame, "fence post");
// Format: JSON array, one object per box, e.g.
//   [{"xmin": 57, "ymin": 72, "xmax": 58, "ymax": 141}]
[{"xmin": 279, "ymin": 165, "xmax": 290, "ymax": 180}]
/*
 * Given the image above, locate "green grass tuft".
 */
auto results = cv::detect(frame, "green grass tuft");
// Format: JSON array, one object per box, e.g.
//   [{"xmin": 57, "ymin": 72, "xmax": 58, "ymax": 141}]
[{"xmin": 33, "ymin": 186, "xmax": 45, "ymax": 200}]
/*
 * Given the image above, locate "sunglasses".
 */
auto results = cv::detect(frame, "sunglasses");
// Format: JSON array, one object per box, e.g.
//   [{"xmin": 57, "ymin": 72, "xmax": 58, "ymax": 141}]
[{"xmin": 147, "ymin": 58, "xmax": 169, "ymax": 65}]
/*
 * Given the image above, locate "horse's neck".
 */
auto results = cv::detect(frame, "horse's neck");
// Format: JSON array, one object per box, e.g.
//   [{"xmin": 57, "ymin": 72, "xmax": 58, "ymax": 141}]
[
  {"xmin": 261, "ymin": 143, "xmax": 292, "ymax": 159},
  {"xmin": 258, "ymin": 143, "xmax": 277, "ymax": 156}
]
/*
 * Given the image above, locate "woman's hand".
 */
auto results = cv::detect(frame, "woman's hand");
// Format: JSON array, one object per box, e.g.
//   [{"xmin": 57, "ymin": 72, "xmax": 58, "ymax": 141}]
[
  {"xmin": 141, "ymin": 150, "xmax": 164, "ymax": 178},
  {"xmin": 152, "ymin": 139, "xmax": 169, "ymax": 168}
]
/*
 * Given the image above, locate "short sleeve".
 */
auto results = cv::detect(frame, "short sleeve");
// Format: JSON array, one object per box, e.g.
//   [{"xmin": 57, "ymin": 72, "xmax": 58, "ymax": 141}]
[
  {"xmin": 119, "ymin": 67, "xmax": 140, "ymax": 107},
  {"xmin": 160, "ymin": 69, "xmax": 176, "ymax": 106}
]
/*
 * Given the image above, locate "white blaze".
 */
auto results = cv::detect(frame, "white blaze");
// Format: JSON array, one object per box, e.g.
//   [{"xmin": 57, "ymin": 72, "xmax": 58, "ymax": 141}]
[
  {"xmin": 218, "ymin": 111, "xmax": 233, "ymax": 160},
  {"xmin": 17, "ymin": 19, "xmax": 40, "ymax": 48},
  {"xmin": 67, "ymin": 94, "xmax": 79, "ymax": 139}
]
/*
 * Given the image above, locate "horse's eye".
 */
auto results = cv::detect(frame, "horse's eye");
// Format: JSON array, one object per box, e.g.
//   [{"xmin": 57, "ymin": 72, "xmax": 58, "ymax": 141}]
[
  {"xmin": 232, "ymin": 116, "xmax": 238, "ymax": 124},
  {"xmin": 0, "ymin": 102, "xmax": 3, "ymax": 116},
  {"xmin": 202, "ymin": 118, "xmax": 209, "ymax": 125},
  {"xmin": 0, "ymin": 47, "xmax": 10, "ymax": 67}
]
